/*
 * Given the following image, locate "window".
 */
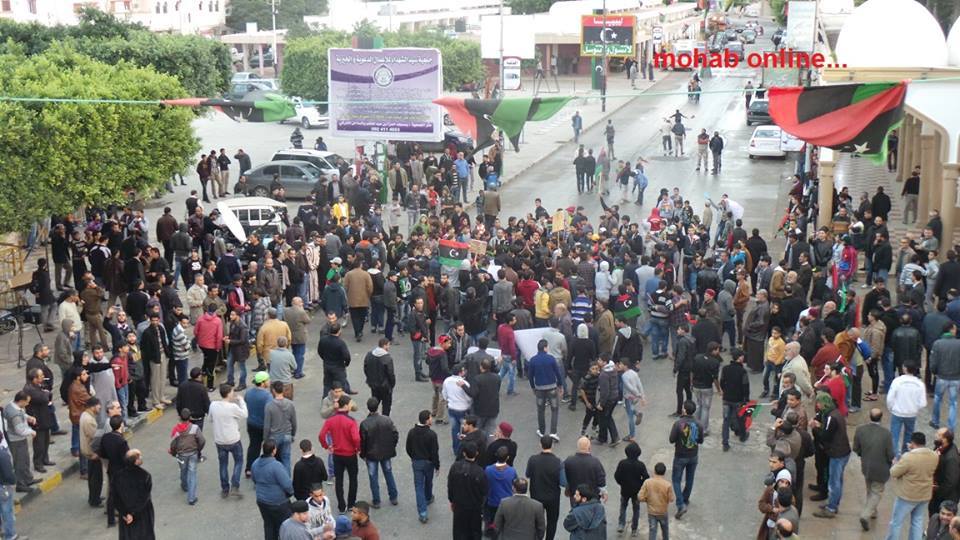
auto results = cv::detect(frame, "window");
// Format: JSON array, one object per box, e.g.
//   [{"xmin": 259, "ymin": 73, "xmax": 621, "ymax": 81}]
[
  {"xmin": 0, "ymin": 1, "xmax": 11, "ymax": 13},
  {"xmin": 27, "ymin": 0, "xmax": 37, "ymax": 14},
  {"xmin": 260, "ymin": 165, "xmax": 279, "ymax": 176},
  {"xmin": 236, "ymin": 209, "xmax": 250, "ymax": 222}
]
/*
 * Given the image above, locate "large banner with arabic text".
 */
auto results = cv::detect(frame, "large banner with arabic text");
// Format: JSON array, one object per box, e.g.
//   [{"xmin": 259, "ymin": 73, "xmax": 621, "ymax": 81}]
[{"xmin": 328, "ymin": 48, "xmax": 443, "ymax": 141}]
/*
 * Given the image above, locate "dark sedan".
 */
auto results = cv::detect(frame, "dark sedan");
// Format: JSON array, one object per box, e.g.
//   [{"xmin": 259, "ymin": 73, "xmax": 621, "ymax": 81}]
[{"xmin": 243, "ymin": 160, "xmax": 323, "ymax": 199}]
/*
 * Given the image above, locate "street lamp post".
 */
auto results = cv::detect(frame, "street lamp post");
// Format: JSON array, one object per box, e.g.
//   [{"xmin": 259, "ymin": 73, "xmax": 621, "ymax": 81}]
[
  {"xmin": 271, "ymin": 0, "xmax": 278, "ymax": 73},
  {"xmin": 601, "ymin": 0, "xmax": 607, "ymax": 112},
  {"xmin": 499, "ymin": 0, "xmax": 504, "ymax": 97}
]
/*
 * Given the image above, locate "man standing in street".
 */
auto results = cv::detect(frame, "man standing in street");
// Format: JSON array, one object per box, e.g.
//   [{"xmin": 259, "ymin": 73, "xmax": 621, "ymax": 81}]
[
  {"xmin": 888, "ymin": 364, "xmax": 927, "ymax": 457},
  {"xmin": 929, "ymin": 322, "xmax": 960, "ymax": 430},
  {"xmin": 930, "ymin": 428, "xmax": 960, "ymax": 517},
  {"xmin": 669, "ymin": 400, "xmax": 703, "ymax": 519},
  {"xmin": 3, "ymin": 391, "xmax": 37, "ymax": 492},
  {"xmin": 359, "ymin": 397, "xmax": 399, "ymax": 509},
  {"xmin": 495, "ymin": 477, "xmax": 546, "ymax": 540},
  {"xmin": 319, "ymin": 394, "xmax": 361, "ymax": 514},
  {"xmin": 268, "ymin": 337, "xmax": 298, "ymax": 400},
  {"xmin": 363, "ymin": 339, "xmax": 397, "ymax": 417},
  {"xmin": 886, "ymin": 432, "xmax": 938, "ymax": 539},
  {"xmin": 605, "ymin": 120, "xmax": 616, "ymax": 158},
  {"xmin": 251, "ymin": 439, "xmax": 294, "ymax": 540},
  {"xmin": 690, "ymin": 342, "xmax": 721, "ymax": 436},
  {"xmin": 719, "ymin": 347, "xmax": 750, "ymax": 451},
  {"xmin": 285, "ymin": 297, "xmax": 311, "ymax": 379},
  {"xmin": 526, "ymin": 435, "xmax": 565, "ymax": 540},
  {"xmin": 79, "ymin": 396, "xmax": 104, "ymax": 508},
  {"xmin": 811, "ymin": 391, "xmax": 852, "ymax": 520},
  {"xmin": 245, "ymin": 372, "xmax": 271, "ymax": 478},
  {"xmin": 563, "ymin": 437, "xmax": 606, "ymax": 508},
  {"xmin": 406, "ymin": 410, "xmax": 440, "ymax": 524},
  {"xmin": 448, "ymin": 441, "xmax": 488, "ymax": 540},
  {"xmin": 209, "ymin": 383, "xmax": 248, "ymax": 499},
  {"xmin": 571, "ymin": 111, "xmax": 583, "ymax": 143},
  {"xmin": 344, "ymin": 260, "xmax": 373, "ymax": 342},
  {"xmin": 442, "ymin": 363, "xmax": 473, "ymax": 458},
  {"xmin": 695, "ymin": 129, "xmax": 709, "ymax": 172},
  {"xmin": 23, "ymin": 368, "xmax": 54, "ymax": 473},
  {"xmin": 528, "ymin": 339, "xmax": 564, "ymax": 441},
  {"xmin": 709, "ymin": 131, "xmax": 724, "ymax": 174},
  {"xmin": 263, "ymin": 381, "xmax": 298, "ymax": 471},
  {"xmin": 852, "ymin": 408, "xmax": 895, "ymax": 531},
  {"xmin": 318, "ymin": 324, "xmax": 354, "ymax": 397}
]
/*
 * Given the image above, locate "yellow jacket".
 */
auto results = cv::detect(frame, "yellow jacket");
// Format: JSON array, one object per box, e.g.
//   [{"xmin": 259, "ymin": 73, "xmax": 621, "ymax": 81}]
[
  {"xmin": 333, "ymin": 202, "xmax": 350, "ymax": 222},
  {"xmin": 535, "ymin": 289, "xmax": 551, "ymax": 320},
  {"xmin": 890, "ymin": 447, "xmax": 938, "ymax": 502}
]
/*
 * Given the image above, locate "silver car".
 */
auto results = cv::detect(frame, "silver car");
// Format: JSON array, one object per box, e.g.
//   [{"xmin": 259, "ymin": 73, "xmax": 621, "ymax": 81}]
[{"xmin": 243, "ymin": 160, "xmax": 322, "ymax": 199}]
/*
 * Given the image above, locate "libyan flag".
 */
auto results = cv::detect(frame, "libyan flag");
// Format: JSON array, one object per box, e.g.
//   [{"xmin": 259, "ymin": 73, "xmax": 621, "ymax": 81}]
[
  {"xmin": 613, "ymin": 293, "xmax": 642, "ymax": 320},
  {"xmin": 438, "ymin": 239, "xmax": 469, "ymax": 268},
  {"xmin": 768, "ymin": 82, "xmax": 906, "ymax": 162},
  {"xmin": 162, "ymin": 93, "xmax": 297, "ymax": 123},
  {"xmin": 434, "ymin": 96, "xmax": 572, "ymax": 152},
  {"xmin": 737, "ymin": 400, "xmax": 762, "ymax": 433}
]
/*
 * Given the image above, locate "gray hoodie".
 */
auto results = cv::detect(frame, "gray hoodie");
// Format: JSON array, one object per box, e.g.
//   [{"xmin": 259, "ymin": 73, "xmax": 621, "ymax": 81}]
[
  {"xmin": 53, "ymin": 319, "xmax": 74, "ymax": 376},
  {"xmin": 717, "ymin": 279, "xmax": 737, "ymax": 323},
  {"xmin": 263, "ymin": 397, "xmax": 297, "ymax": 440}
]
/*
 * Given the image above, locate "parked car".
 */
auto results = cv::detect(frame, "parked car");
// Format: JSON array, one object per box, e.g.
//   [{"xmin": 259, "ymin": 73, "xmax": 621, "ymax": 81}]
[
  {"xmin": 725, "ymin": 41, "xmax": 744, "ymax": 60},
  {"xmin": 270, "ymin": 149, "xmax": 344, "ymax": 178},
  {"xmin": 231, "ymin": 72, "xmax": 265, "ymax": 83},
  {"xmin": 227, "ymin": 80, "xmax": 278, "ymax": 100},
  {"xmin": 389, "ymin": 127, "xmax": 474, "ymax": 156},
  {"xmin": 748, "ymin": 126, "xmax": 786, "ymax": 158},
  {"xmin": 746, "ymin": 98, "xmax": 771, "ymax": 126},
  {"xmin": 243, "ymin": 160, "xmax": 323, "ymax": 199},
  {"xmin": 216, "ymin": 198, "xmax": 288, "ymax": 245},
  {"xmin": 740, "ymin": 30, "xmax": 757, "ymax": 44},
  {"xmin": 724, "ymin": 28, "xmax": 738, "ymax": 41},
  {"xmin": 280, "ymin": 98, "xmax": 329, "ymax": 129},
  {"xmin": 250, "ymin": 49, "xmax": 275, "ymax": 68}
]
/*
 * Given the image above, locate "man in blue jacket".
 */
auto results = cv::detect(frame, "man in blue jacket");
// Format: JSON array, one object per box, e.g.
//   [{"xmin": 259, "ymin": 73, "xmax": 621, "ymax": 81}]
[
  {"xmin": 529, "ymin": 339, "xmax": 565, "ymax": 441},
  {"xmin": 252, "ymin": 439, "xmax": 294, "ymax": 540}
]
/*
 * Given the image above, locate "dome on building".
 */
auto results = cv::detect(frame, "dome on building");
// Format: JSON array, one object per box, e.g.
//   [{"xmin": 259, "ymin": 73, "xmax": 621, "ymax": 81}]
[
  {"xmin": 835, "ymin": 0, "xmax": 948, "ymax": 68},
  {"xmin": 948, "ymin": 16, "xmax": 960, "ymax": 66}
]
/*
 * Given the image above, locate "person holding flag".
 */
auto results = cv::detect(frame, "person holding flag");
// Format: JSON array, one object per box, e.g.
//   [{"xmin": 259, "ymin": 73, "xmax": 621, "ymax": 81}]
[{"xmin": 719, "ymin": 347, "xmax": 750, "ymax": 452}]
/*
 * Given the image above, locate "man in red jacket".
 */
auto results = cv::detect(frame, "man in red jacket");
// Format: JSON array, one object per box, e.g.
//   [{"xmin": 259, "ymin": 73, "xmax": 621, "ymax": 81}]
[
  {"xmin": 194, "ymin": 305, "xmax": 224, "ymax": 390},
  {"xmin": 319, "ymin": 394, "xmax": 361, "ymax": 513},
  {"xmin": 810, "ymin": 328, "xmax": 841, "ymax": 382}
]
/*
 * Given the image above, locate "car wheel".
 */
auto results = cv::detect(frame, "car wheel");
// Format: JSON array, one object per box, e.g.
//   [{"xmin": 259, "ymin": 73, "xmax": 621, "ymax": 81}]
[
  {"xmin": 252, "ymin": 186, "xmax": 269, "ymax": 197},
  {"xmin": 301, "ymin": 117, "xmax": 311, "ymax": 129},
  {"xmin": 748, "ymin": 154, "xmax": 756, "ymax": 160}
]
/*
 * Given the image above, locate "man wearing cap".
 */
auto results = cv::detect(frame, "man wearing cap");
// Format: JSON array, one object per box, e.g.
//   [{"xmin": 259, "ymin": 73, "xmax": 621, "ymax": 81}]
[
  {"xmin": 483, "ymin": 422, "xmax": 517, "ymax": 468},
  {"xmin": 245, "ymin": 372, "xmax": 272, "ymax": 478},
  {"xmin": 278, "ymin": 500, "xmax": 312, "ymax": 540}
]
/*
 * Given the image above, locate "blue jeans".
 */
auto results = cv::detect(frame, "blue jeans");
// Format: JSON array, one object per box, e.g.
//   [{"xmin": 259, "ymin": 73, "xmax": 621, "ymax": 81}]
[
  {"xmin": 885, "ymin": 497, "xmax": 926, "ymax": 540},
  {"xmin": 498, "ymin": 356, "xmax": 516, "ymax": 394},
  {"xmin": 370, "ymin": 297, "xmax": 385, "ymax": 329},
  {"xmin": 721, "ymin": 401, "xmax": 740, "ymax": 447},
  {"xmin": 650, "ymin": 318, "xmax": 669, "ymax": 356},
  {"xmin": 412, "ymin": 459, "xmax": 434, "ymax": 519},
  {"xmin": 0, "ymin": 482, "xmax": 16, "ymax": 539},
  {"xmin": 890, "ymin": 415, "xmax": 916, "ymax": 457},
  {"xmin": 624, "ymin": 399, "xmax": 637, "ymax": 439},
  {"xmin": 826, "ymin": 453, "xmax": 850, "ymax": 512},
  {"xmin": 227, "ymin": 350, "xmax": 247, "ymax": 386},
  {"xmin": 648, "ymin": 514, "xmax": 669, "ymax": 540},
  {"xmin": 291, "ymin": 343, "xmax": 306, "ymax": 377},
  {"xmin": 116, "ymin": 385, "xmax": 129, "ymax": 421},
  {"xmin": 174, "ymin": 358, "xmax": 189, "ymax": 384},
  {"xmin": 411, "ymin": 340, "xmax": 426, "ymax": 377},
  {"xmin": 722, "ymin": 319, "xmax": 736, "ymax": 350},
  {"xmin": 882, "ymin": 347, "xmax": 895, "ymax": 393},
  {"xmin": 179, "ymin": 453, "xmax": 199, "ymax": 504},
  {"xmin": 172, "ymin": 257, "xmax": 183, "ymax": 288},
  {"xmin": 449, "ymin": 409, "xmax": 467, "ymax": 457},
  {"xmin": 216, "ymin": 442, "xmax": 244, "ymax": 492},
  {"xmin": 366, "ymin": 458, "xmax": 399, "ymax": 505},
  {"xmin": 671, "ymin": 455, "xmax": 698, "ymax": 510},
  {"xmin": 932, "ymin": 378, "xmax": 960, "ymax": 429},
  {"xmin": 761, "ymin": 362, "xmax": 782, "ymax": 395},
  {"xmin": 273, "ymin": 433, "xmax": 292, "ymax": 471}
]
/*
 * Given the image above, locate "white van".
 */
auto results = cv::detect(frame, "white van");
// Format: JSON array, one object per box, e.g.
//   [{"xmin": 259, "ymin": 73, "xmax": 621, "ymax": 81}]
[
  {"xmin": 216, "ymin": 198, "xmax": 288, "ymax": 245},
  {"xmin": 747, "ymin": 125, "xmax": 803, "ymax": 158}
]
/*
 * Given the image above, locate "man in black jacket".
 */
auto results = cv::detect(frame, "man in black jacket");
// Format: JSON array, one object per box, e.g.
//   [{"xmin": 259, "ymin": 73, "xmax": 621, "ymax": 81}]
[
  {"xmin": 406, "ymin": 410, "xmax": 440, "ymax": 523},
  {"xmin": 24, "ymin": 368, "xmax": 55, "ymax": 473},
  {"xmin": 673, "ymin": 324, "xmax": 696, "ymax": 417},
  {"xmin": 318, "ymin": 325, "xmax": 352, "ymax": 397},
  {"xmin": 467, "ymin": 359, "xmax": 501, "ymax": 434},
  {"xmin": 447, "ymin": 441, "xmax": 488, "ymax": 539},
  {"xmin": 526, "ymin": 435, "xmax": 564, "ymax": 540},
  {"xmin": 563, "ymin": 437, "xmax": 606, "ymax": 507},
  {"xmin": 359, "ymin": 397, "xmax": 399, "ymax": 508},
  {"xmin": 175, "ymin": 367, "xmax": 210, "ymax": 429},
  {"xmin": 363, "ymin": 339, "xmax": 396, "ymax": 416},
  {"xmin": 719, "ymin": 347, "xmax": 750, "ymax": 451}
]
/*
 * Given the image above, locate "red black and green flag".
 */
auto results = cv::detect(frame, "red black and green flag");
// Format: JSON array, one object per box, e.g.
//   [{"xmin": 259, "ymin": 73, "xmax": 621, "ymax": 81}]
[
  {"xmin": 768, "ymin": 82, "xmax": 906, "ymax": 162},
  {"xmin": 737, "ymin": 400, "xmax": 762, "ymax": 431},
  {"xmin": 162, "ymin": 93, "xmax": 297, "ymax": 123},
  {"xmin": 434, "ymin": 96, "xmax": 572, "ymax": 153},
  {"xmin": 613, "ymin": 293, "xmax": 642, "ymax": 321},
  {"xmin": 438, "ymin": 239, "xmax": 469, "ymax": 268}
]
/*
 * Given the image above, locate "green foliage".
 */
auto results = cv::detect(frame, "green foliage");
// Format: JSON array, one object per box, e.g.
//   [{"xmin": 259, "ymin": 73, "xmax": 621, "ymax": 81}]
[
  {"xmin": 226, "ymin": 0, "xmax": 327, "ymax": 31},
  {"xmin": 282, "ymin": 26, "xmax": 484, "ymax": 101},
  {"xmin": 769, "ymin": 0, "xmax": 787, "ymax": 24},
  {"xmin": 0, "ymin": 9, "xmax": 231, "ymax": 95},
  {"xmin": 507, "ymin": 0, "xmax": 556, "ymax": 15},
  {"xmin": 0, "ymin": 48, "xmax": 198, "ymax": 233}
]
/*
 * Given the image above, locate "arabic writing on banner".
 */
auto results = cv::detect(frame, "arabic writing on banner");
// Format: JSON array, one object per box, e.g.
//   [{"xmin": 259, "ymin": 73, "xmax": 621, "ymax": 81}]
[{"xmin": 327, "ymin": 48, "xmax": 443, "ymax": 141}]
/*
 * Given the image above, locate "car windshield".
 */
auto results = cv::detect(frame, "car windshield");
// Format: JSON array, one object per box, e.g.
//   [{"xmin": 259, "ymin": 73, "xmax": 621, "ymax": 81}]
[
  {"xmin": 755, "ymin": 129, "xmax": 780, "ymax": 138},
  {"xmin": 301, "ymin": 162, "xmax": 322, "ymax": 178},
  {"xmin": 750, "ymin": 101, "xmax": 769, "ymax": 112}
]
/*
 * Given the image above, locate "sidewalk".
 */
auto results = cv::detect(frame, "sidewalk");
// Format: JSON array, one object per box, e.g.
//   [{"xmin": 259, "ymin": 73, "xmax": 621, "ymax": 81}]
[{"xmin": 494, "ymin": 74, "xmax": 663, "ymax": 185}]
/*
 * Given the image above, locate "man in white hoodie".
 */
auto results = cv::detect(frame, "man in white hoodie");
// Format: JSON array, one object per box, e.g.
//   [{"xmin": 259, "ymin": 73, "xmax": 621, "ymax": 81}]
[{"xmin": 886, "ymin": 364, "xmax": 928, "ymax": 458}]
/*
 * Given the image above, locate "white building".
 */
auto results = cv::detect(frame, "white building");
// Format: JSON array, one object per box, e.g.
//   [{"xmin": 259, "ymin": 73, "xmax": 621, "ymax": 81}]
[
  {"xmin": 304, "ymin": 0, "xmax": 504, "ymax": 33},
  {"xmin": 0, "ymin": 0, "xmax": 225, "ymax": 35}
]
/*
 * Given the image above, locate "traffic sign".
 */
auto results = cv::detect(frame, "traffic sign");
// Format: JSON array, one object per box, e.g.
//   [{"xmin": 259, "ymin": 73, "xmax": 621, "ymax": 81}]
[
  {"xmin": 580, "ymin": 15, "xmax": 636, "ymax": 57},
  {"xmin": 652, "ymin": 25, "xmax": 663, "ymax": 44}
]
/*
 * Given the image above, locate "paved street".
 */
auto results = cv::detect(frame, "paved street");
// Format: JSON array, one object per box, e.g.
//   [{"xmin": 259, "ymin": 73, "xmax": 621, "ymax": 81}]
[{"xmin": 10, "ymin": 21, "xmax": 901, "ymax": 540}]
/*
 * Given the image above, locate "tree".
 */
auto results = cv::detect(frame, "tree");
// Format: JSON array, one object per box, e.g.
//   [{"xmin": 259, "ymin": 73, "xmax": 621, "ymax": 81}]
[
  {"xmin": 226, "ymin": 0, "xmax": 327, "ymax": 32},
  {"xmin": 0, "ymin": 48, "xmax": 198, "ymax": 233},
  {"xmin": 280, "ymin": 30, "xmax": 350, "ymax": 101},
  {"xmin": 0, "ymin": 9, "xmax": 232, "ymax": 95},
  {"xmin": 507, "ymin": 0, "xmax": 557, "ymax": 15}
]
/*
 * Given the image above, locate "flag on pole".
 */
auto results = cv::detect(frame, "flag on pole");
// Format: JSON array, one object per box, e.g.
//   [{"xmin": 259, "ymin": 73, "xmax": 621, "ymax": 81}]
[
  {"xmin": 737, "ymin": 400, "xmax": 762, "ymax": 432},
  {"xmin": 433, "ymin": 96, "xmax": 573, "ymax": 152},
  {"xmin": 438, "ymin": 239, "xmax": 469, "ymax": 268},
  {"xmin": 613, "ymin": 293, "xmax": 642, "ymax": 321},
  {"xmin": 162, "ymin": 94, "xmax": 297, "ymax": 123}
]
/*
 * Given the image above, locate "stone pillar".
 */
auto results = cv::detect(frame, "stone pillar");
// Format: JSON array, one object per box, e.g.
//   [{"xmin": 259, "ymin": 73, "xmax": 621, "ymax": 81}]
[
  {"xmin": 917, "ymin": 134, "xmax": 936, "ymax": 225},
  {"xmin": 818, "ymin": 157, "xmax": 836, "ymax": 228},
  {"xmin": 911, "ymin": 121, "xmax": 923, "ymax": 177},
  {"xmin": 242, "ymin": 43, "xmax": 251, "ymax": 72},
  {"xmin": 942, "ymin": 163, "xmax": 960, "ymax": 251},
  {"xmin": 899, "ymin": 116, "xmax": 915, "ymax": 182},
  {"xmin": 896, "ymin": 115, "xmax": 910, "ymax": 181}
]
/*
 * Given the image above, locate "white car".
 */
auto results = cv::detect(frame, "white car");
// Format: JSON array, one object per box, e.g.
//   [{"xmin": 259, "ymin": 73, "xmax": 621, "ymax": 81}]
[
  {"xmin": 282, "ymin": 97, "xmax": 329, "ymax": 129},
  {"xmin": 747, "ymin": 125, "xmax": 803, "ymax": 158}
]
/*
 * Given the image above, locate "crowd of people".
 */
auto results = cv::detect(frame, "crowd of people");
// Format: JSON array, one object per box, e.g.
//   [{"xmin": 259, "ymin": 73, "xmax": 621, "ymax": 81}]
[{"xmin": 10, "ymin": 128, "xmax": 960, "ymax": 540}]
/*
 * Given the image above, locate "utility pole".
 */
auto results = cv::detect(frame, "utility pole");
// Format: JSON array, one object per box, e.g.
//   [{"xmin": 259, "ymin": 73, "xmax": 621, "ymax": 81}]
[
  {"xmin": 600, "ymin": 0, "xmax": 607, "ymax": 112},
  {"xmin": 271, "ymin": 0, "xmax": 279, "ymax": 72},
  {"xmin": 499, "ymin": 0, "xmax": 504, "ymax": 97}
]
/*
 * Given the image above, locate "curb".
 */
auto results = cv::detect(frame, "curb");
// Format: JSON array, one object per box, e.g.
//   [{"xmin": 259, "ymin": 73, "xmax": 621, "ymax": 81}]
[
  {"xmin": 13, "ymin": 402, "xmax": 170, "ymax": 514},
  {"xmin": 500, "ymin": 78, "xmax": 667, "ymax": 186}
]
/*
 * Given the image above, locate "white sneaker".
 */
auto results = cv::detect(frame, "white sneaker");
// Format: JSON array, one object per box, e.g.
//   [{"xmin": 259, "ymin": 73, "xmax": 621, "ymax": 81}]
[
  {"xmin": 550, "ymin": 433, "xmax": 559, "ymax": 442},
  {"xmin": 536, "ymin": 430, "xmax": 543, "ymax": 438}
]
